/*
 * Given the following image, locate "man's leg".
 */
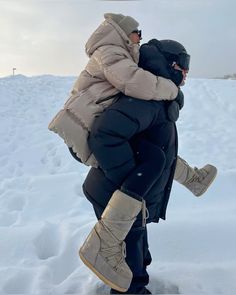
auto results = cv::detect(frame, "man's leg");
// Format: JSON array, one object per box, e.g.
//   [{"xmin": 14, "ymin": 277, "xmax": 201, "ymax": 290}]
[
  {"xmin": 82, "ymin": 99, "xmax": 165, "ymax": 292},
  {"xmin": 82, "ymin": 132, "xmax": 169, "ymax": 291},
  {"xmin": 82, "ymin": 188, "xmax": 151, "ymax": 294},
  {"xmin": 110, "ymin": 224, "xmax": 152, "ymax": 294}
]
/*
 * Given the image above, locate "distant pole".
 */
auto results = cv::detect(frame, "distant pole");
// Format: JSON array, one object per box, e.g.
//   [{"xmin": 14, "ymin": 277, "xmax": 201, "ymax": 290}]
[{"xmin": 13, "ymin": 68, "xmax": 16, "ymax": 76}]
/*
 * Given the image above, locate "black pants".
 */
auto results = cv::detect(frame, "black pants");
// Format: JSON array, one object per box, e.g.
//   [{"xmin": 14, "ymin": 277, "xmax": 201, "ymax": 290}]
[{"xmin": 110, "ymin": 226, "xmax": 152, "ymax": 294}]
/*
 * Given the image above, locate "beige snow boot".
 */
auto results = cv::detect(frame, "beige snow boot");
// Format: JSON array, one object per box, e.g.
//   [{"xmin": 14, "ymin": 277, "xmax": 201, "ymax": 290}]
[
  {"xmin": 79, "ymin": 190, "xmax": 142, "ymax": 292},
  {"xmin": 174, "ymin": 156, "xmax": 217, "ymax": 196}
]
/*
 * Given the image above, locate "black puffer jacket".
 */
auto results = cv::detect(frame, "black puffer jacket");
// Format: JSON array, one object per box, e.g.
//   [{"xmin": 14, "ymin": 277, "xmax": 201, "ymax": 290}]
[{"xmin": 81, "ymin": 41, "xmax": 179, "ymax": 223}]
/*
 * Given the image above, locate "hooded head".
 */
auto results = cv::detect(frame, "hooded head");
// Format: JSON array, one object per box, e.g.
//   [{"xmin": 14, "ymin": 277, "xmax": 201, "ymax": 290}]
[
  {"xmin": 85, "ymin": 13, "xmax": 140, "ymax": 63},
  {"xmin": 104, "ymin": 13, "xmax": 139, "ymax": 36}
]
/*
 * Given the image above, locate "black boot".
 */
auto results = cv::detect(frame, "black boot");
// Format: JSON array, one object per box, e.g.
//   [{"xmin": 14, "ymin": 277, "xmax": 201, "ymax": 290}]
[{"xmin": 110, "ymin": 286, "xmax": 151, "ymax": 294}]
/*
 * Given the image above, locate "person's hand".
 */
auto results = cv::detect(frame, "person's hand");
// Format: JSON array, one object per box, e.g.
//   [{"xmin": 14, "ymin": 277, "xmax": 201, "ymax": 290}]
[
  {"xmin": 175, "ymin": 88, "xmax": 184, "ymax": 110},
  {"xmin": 167, "ymin": 89, "xmax": 184, "ymax": 122}
]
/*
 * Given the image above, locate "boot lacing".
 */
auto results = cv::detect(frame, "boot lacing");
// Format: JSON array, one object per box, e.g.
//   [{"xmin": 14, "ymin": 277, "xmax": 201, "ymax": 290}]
[
  {"xmin": 187, "ymin": 167, "xmax": 207, "ymax": 184},
  {"xmin": 99, "ymin": 221, "xmax": 127, "ymax": 270},
  {"xmin": 100, "ymin": 241, "xmax": 127, "ymax": 271}
]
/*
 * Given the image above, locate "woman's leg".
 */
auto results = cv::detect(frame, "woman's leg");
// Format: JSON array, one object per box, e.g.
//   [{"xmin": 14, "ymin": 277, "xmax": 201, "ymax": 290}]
[
  {"xmin": 121, "ymin": 139, "xmax": 166, "ymax": 200},
  {"xmin": 88, "ymin": 97, "xmax": 156, "ymax": 186},
  {"xmin": 89, "ymin": 108, "xmax": 138, "ymax": 186},
  {"xmin": 174, "ymin": 156, "xmax": 217, "ymax": 196}
]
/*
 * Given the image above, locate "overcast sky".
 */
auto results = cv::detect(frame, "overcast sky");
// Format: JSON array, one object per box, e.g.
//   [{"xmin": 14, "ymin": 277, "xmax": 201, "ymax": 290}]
[{"xmin": 0, "ymin": 0, "xmax": 235, "ymax": 78}]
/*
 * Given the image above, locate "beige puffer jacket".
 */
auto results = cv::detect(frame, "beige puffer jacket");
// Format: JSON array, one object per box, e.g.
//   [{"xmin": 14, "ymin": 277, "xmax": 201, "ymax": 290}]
[{"xmin": 48, "ymin": 16, "xmax": 178, "ymax": 167}]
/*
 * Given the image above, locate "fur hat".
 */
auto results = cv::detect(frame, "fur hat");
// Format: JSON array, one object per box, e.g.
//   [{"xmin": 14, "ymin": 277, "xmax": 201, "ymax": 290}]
[{"xmin": 104, "ymin": 13, "xmax": 139, "ymax": 36}]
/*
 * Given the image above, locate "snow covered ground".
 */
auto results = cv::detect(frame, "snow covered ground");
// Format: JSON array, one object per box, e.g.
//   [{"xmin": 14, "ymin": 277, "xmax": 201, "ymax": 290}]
[{"xmin": 0, "ymin": 75, "xmax": 235, "ymax": 294}]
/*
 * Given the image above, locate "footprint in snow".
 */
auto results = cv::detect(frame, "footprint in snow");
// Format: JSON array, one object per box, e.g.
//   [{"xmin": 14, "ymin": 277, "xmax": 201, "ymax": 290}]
[
  {"xmin": 149, "ymin": 278, "xmax": 180, "ymax": 294},
  {"xmin": 33, "ymin": 222, "xmax": 61, "ymax": 260},
  {"xmin": 3, "ymin": 269, "xmax": 34, "ymax": 294},
  {"xmin": 1, "ymin": 193, "xmax": 26, "ymax": 212},
  {"xmin": 0, "ymin": 211, "xmax": 18, "ymax": 227}
]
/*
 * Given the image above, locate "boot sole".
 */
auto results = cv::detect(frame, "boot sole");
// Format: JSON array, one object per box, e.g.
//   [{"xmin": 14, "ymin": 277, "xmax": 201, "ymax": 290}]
[
  {"xmin": 195, "ymin": 167, "xmax": 217, "ymax": 197},
  {"xmin": 79, "ymin": 249, "xmax": 128, "ymax": 293}
]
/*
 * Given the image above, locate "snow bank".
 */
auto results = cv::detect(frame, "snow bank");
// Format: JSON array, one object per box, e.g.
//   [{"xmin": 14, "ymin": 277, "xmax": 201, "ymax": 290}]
[{"xmin": 0, "ymin": 75, "xmax": 235, "ymax": 294}]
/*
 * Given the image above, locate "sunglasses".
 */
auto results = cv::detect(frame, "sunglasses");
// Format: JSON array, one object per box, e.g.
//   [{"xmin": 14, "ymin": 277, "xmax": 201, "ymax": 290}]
[{"xmin": 132, "ymin": 29, "xmax": 142, "ymax": 39}]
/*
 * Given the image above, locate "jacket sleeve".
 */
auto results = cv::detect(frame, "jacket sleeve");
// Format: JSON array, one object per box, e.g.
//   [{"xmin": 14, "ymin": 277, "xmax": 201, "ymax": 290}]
[{"xmin": 96, "ymin": 47, "xmax": 178, "ymax": 101}]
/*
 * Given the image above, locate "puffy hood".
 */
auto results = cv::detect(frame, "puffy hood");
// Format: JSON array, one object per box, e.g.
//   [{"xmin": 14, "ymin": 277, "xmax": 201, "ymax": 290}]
[
  {"xmin": 85, "ymin": 17, "xmax": 139, "ymax": 63},
  {"xmin": 104, "ymin": 13, "xmax": 139, "ymax": 36}
]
